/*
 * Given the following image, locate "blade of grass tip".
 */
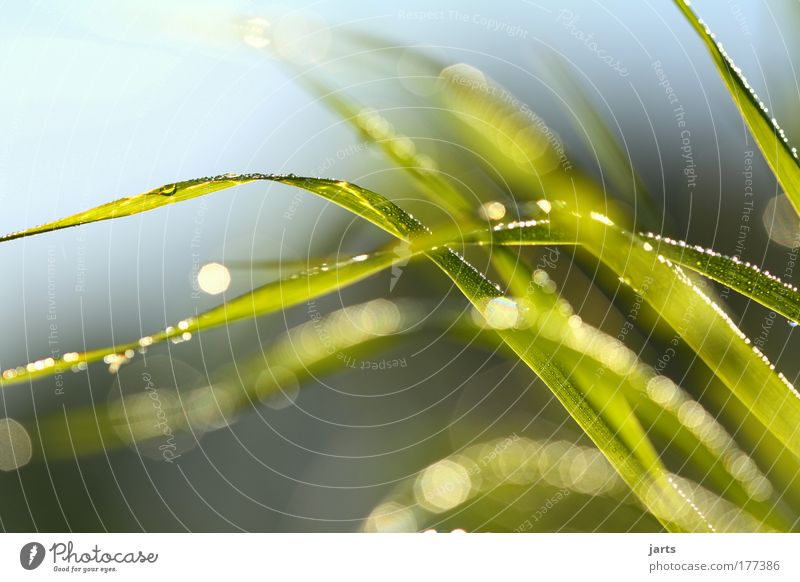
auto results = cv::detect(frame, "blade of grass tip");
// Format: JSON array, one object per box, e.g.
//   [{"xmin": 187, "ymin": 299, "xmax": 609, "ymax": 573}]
[
  {"xmin": 0, "ymin": 216, "xmax": 570, "ymax": 388},
  {"xmin": 0, "ymin": 173, "xmax": 425, "ymax": 244},
  {"xmin": 673, "ymin": 0, "xmax": 800, "ymax": 215}
]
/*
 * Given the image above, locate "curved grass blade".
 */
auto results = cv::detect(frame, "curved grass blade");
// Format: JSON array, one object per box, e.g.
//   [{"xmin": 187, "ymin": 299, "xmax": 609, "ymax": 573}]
[
  {"xmin": 0, "ymin": 173, "xmax": 426, "ymax": 244},
  {"xmin": 673, "ymin": 0, "xmax": 800, "ymax": 215},
  {"xmin": 0, "ymin": 174, "xmax": 708, "ymax": 531}
]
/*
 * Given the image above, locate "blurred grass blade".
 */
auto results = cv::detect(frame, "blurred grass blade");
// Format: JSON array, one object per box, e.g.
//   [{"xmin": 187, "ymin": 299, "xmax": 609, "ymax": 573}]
[
  {"xmin": 674, "ymin": 0, "xmax": 800, "ymax": 215},
  {"xmin": 369, "ymin": 435, "xmax": 775, "ymax": 532},
  {"xmin": 538, "ymin": 52, "xmax": 662, "ymax": 230},
  {"xmin": 33, "ymin": 298, "xmax": 425, "ymax": 458}
]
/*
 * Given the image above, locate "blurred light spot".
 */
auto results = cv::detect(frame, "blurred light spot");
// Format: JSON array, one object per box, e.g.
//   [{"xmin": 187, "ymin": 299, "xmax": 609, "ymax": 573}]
[
  {"xmin": 364, "ymin": 502, "xmax": 417, "ymax": 532},
  {"xmin": 479, "ymin": 201, "xmax": 506, "ymax": 221},
  {"xmin": 256, "ymin": 367, "xmax": 300, "ymax": 410},
  {"xmin": 678, "ymin": 401, "xmax": 708, "ymax": 431},
  {"xmin": 646, "ymin": 376, "xmax": 679, "ymax": 407},
  {"xmin": 415, "ymin": 459, "xmax": 472, "ymax": 513},
  {"xmin": 590, "ymin": 211, "xmax": 614, "ymax": 226},
  {"xmin": 482, "ymin": 297, "xmax": 519, "ymax": 330},
  {"xmin": 396, "ymin": 48, "xmax": 446, "ymax": 97},
  {"xmin": 0, "ymin": 418, "xmax": 32, "ymax": 471},
  {"xmin": 536, "ymin": 199, "xmax": 552, "ymax": 214},
  {"xmin": 198, "ymin": 262, "xmax": 231, "ymax": 295},
  {"xmin": 272, "ymin": 10, "xmax": 331, "ymax": 65},
  {"xmin": 762, "ymin": 194, "xmax": 800, "ymax": 248},
  {"xmin": 242, "ymin": 17, "xmax": 271, "ymax": 48},
  {"xmin": 186, "ymin": 384, "xmax": 238, "ymax": 432}
]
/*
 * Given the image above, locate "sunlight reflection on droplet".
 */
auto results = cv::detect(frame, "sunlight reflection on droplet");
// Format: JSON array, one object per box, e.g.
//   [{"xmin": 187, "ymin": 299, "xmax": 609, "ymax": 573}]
[
  {"xmin": 272, "ymin": 10, "xmax": 331, "ymax": 65},
  {"xmin": 255, "ymin": 367, "xmax": 300, "ymax": 410},
  {"xmin": 482, "ymin": 297, "xmax": 519, "ymax": 330},
  {"xmin": 363, "ymin": 502, "xmax": 417, "ymax": 533},
  {"xmin": 241, "ymin": 16, "xmax": 271, "ymax": 48},
  {"xmin": 536, "ymin": 199, "xmax": 552, "ymax": 214},
  {"xmin": 590, "ymin": 211, "xmax": 614, "ymax": 226},
  {"xmin": 197, "ymin": 262, "xmax": 231, "ymax": 295},
  {"xmin": 415, "ymin": 459, "xmax": 472, "ymax": 513},
  {"xmin": 762, "ymin": 194, "xmax": 800, "ymax": 248},
  {"xmin": 0, "ymin": 418, "xmax": 32, "ymax": 471},
  {"xmin": 479, "ymin": 201, "xmax": 506, "ymax": 221}
]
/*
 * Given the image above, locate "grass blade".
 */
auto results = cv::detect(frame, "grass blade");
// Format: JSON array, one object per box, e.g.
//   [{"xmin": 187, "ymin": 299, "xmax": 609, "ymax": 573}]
[{"xmin": 673, "ymin": 0, "xmax": 800, "ymax": 215}]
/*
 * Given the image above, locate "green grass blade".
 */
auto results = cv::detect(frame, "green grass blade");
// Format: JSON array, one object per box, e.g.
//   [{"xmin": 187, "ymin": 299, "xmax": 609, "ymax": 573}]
[
  {"xmin": 0, "ymin": 174, "xmax": 709, "ymax": 531},
  {"xmin": 1, "ymin": 246, "xmax": 405, "ymax": 386},
  {"xmin": 475, "ymin": 219, "xmax": 800, "ymax": 326},
  {"xmin": 673, "ymin": 0, "xmax": 800, "ymax": 215},
  {"xmin": 466, "ymin": 211, "xmax": 800, "ymax": 456},
  {"xmin": 0, "ymin": 173, "xmax": 426, "ymax": 244}
]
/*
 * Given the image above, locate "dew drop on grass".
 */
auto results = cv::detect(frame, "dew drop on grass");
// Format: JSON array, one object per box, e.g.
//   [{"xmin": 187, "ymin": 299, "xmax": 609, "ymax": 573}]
[
  {"xmin": 197, "ymin": 262, "xmax": 231, "ymax": 295},
  {"xmin": 363, "ymin": 502, "xmax": 417, "ymax": 533},
  {"xmin": 482, "ymin": 297, "xmax": 519, "ymax": 329},
  {"xmin": 414, "ymin": 459, "xmax": 472, "ymax": 513},
  {"xmin": 0, "ymin": 418, "xmax": 32, "ymax": 471},
  {"xmin": 479, "ymin": 201, "xmax": 506, "ymax": 221}
]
